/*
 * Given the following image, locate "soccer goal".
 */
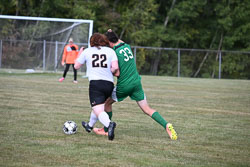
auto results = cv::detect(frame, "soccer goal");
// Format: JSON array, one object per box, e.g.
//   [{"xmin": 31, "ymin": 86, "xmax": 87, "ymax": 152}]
[{"xmin": 0, "ymin": 15, "xmax": 93, "ymax": 72}]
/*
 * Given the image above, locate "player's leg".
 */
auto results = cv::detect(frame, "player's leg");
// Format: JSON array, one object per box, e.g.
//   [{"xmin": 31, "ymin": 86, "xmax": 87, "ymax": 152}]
[
  {"xmin": 82, "ymin": 80, "xmax": 106, "ymax": 134},
  {"xmin": 136, "ymin": 99, "xmax": 155, "ymax": 116},
  {"xmin": 82, "ymin": 105, "xmax": 115, "ymax": 138},
  {"xmin": 93, "ymin": 97, "xmax": 115, "ymax": 136},
  {"xmin": 131, "ymin": 82, "xmax": 178, "ymax": 140},
  {"xmin": 72, "ymin": 64, "xmax": 77, "ymax": 83},
  {"xmin": 105, "ymin": 88, "xmax": 118, "ymax": 121},
  {"xmin": 105, "ymin": 97, "xmax": 116, "ymax": 113},
  {"xmin": 94, "ymin": 87, "xmax": 119, "ymax": 135},
  {"xmin": 103, "ymin": 97, "xmax": 116, "ymax": 132},
  {"xmin": 82, "ymin": 111, "xmax": 96, "ymax": 133},
  {"xmin": 59, "ymin": 64, "xmax": 70, "ymax": 82},
  {"xmin": 63, "ymin": 64, "xmax": 70, "ymax": 78},
  {"xmin": 92, "ymin": 104, "xmax": 116, "ymax": 140},
  {"xmin": 93, "ymin": 86, "xmax": 127, "ymax": 137},
  {"xmin": 86, "ymin": 80, "xmax": 116, "ymax": 140},
  {"xmin": 137, "ymin": 99, "xmax": 177, "ymax": 140},
  {"xmin": 92, "ymin": 104, "xmax": 110, "ymax": 128},
  {"xmin": 88, "ymin": 111, "xmax": 98, "ymax": 127}
]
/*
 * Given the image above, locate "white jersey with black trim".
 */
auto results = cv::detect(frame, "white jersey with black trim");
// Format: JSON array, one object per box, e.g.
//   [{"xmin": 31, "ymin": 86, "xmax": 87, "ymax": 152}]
[{"xmin": 76, "ymin": 46, "xmax": 117, "ymax": 82}]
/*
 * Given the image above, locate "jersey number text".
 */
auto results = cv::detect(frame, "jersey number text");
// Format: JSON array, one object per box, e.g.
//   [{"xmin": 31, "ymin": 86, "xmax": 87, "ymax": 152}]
[
  {"xmin": 119, "ymin": 47, "xmax": 133, "ymax": 62},
  {"xmin": 92, "ymin": 54, "xmax": 107, "ymax": 68}
]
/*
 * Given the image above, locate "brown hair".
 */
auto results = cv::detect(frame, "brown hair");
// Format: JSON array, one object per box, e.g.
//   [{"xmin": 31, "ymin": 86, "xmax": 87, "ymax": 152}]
[{"xmin": 90, "ymin": 33, "xmax": 109, "ymax": 48}]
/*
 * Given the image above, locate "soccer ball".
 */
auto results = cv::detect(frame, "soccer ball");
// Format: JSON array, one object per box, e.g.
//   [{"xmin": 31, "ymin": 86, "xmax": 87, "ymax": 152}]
[{"xmin": 63, "ymin": 121, "xmax": 77, "ymax": 135}]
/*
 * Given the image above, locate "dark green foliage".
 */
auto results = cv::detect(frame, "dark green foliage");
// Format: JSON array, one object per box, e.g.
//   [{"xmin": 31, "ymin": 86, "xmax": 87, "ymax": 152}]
[{"xmin": 0, "ymin": 0, "xmax": 250, "ymax": 79}]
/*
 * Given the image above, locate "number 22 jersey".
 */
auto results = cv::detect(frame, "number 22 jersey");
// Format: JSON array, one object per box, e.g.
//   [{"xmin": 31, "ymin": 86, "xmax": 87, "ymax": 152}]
[{"xmin": 76, "ymin": 46, "xmax": 118, "ymax": 83}]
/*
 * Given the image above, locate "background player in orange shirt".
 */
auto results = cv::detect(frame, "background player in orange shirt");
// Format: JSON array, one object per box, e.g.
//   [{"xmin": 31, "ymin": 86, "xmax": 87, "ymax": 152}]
[{"xmin": 59, "ymin": 38, "xmax": 79, "ymax": 83}]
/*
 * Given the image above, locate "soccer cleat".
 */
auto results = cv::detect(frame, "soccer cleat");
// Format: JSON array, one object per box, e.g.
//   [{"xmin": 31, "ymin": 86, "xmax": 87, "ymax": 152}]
[
  {"xmin": 108, "ymin": 122, "xmax": 116, "ymax": 140},
  {"xmin": 82, "ymin": 121, "xmax": 93, "ymax": 133},
  {"xmin": 73, "ymin": 80, "xmax": 78, "ymax": 84},
  {"xmin": 166, "ymin": 123, "xmax": 178, "ymax": 140},
  {"xmin": 59, "ymin": 77, "xmax": 65, "ymax": 82},
  {"xmin": 93, "ymin": 128, "xmax": 108, "ymax": 136}
]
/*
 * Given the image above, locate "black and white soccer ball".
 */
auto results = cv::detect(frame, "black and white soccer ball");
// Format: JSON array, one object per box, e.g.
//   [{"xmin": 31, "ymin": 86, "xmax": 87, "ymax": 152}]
[{"xmin": 63, "ymin": 121, "xmax": 77, "ymax": 135}]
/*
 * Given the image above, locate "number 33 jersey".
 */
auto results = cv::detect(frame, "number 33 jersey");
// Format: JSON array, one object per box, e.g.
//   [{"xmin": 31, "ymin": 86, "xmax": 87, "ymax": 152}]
[
  {"xmin": 113, "ymin": 43, "xmax": 141, "ymax": 86},
  {"xmin": 76, "ymin": 46, "xmax": 118, "ymax": 82}
]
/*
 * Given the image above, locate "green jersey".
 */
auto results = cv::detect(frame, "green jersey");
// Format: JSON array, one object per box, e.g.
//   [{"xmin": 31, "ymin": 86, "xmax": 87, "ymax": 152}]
[
  {"xmin": 113, "ymin": 43, "xmax": 141, "ymax": 86},
  {"xmin": 112, "ymin": 42, "xmax": 144, "ymax": 102}
]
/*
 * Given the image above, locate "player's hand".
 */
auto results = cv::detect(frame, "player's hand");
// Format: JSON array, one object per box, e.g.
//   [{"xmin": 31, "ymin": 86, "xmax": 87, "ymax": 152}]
[
  {"xmin": 113, "ymin": 70, "xmax": 120, "ymax": 77},
  {"xmin": 79, "ymin": 47, "xmax": 85, "ymax": 52},
  {"xmin": 77, "ymin": 47, "xmax": 85, "ymax": 57},
  {"xmin": 61, "ymin": 62, "xmax": 65, "ymax": 66}
]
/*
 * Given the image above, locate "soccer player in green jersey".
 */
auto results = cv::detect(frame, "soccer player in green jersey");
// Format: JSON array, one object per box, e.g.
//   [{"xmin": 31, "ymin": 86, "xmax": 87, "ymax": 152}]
[{"xmin": 89, "ymin": 29, "xmax": 177, "ymax": 140}]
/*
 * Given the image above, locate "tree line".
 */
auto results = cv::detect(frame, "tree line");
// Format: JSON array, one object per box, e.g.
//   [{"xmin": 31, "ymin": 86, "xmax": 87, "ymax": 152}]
[{"xmin": 0, "ymin": 0, "xmax": 250, "ymax": 79}]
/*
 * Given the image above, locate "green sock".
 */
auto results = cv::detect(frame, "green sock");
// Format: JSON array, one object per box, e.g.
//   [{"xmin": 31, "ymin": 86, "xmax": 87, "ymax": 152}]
[
  {"xmin": 151, "ymin": 112, "xmax": 168, "ymax": 129},
  {"xmin": 104, "ymin": 111, "xmax": 112, "ymax": 132}
]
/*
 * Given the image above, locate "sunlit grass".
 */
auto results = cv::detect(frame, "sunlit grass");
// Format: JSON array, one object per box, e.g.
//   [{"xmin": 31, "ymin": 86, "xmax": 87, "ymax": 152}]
[{"xmin": 0, "ymin": 71, "xmax": 250, "ymax": 167}]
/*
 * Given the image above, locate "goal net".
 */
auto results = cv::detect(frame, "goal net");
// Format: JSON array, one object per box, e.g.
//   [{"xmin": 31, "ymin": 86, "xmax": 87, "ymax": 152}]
[{"xmin": 0, "ymin": 15, "xmax": 93, "ymax": 72}]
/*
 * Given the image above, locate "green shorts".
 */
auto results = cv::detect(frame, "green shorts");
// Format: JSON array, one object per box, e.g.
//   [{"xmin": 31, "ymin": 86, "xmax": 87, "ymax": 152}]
[{"xmin": 112, "ymin": 81, "xmax": 145, "ymax": 102}]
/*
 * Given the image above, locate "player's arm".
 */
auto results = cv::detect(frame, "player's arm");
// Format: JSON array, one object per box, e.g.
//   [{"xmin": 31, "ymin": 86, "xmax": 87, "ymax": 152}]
[
  {"xmin": 118, "ymin": 39, "xmax": 124, "ymax": 43},
  {"xmin": 75, "ymin": 45, "xmax": 80, "ymax": 58},
  {"xmin": 74, "ymin": 48, "xmax": 85, "ymax": 70},
  {"xmin": 111, "ymin": 60, "xmax": 120, "ymax": 77},
  {"xmin": 77, "ymin": 47, "xmax": 85, "ymax": 58}
]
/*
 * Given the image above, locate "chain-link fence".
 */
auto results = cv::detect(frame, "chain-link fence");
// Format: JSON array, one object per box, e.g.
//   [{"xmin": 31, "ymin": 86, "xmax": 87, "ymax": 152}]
[
  {"xmin": 132, "ymin": 46, "xmax": 250, "ymax": 79},
  {"xmin": 0, "ymin": 39, "xmax": 250, "ymax": 79},
  {"xmin": 0, "ymin": 39, "xmax": 87, "ymax": 72}
]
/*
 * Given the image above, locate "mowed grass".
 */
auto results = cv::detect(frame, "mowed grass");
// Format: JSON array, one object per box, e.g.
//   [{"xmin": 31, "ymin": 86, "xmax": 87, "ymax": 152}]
[{"xmin": 0, "ymin": 71, "xmax": 250, "ymax": 167}]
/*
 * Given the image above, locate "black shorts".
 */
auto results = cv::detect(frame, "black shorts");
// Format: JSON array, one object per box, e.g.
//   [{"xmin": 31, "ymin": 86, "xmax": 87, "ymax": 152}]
[{"xmin": 89, "ymin": 80, "xmax": 114, "ymax": 107}]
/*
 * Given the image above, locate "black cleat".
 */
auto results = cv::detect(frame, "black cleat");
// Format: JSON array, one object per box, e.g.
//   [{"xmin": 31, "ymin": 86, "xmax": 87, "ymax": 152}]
[
  {"xmin": 108, "ymin": 122, "xmax": 116, "ymax": 140},
  {"xmin": 82, "ymin": 121, "xmax": 93, "ymax": 133}
]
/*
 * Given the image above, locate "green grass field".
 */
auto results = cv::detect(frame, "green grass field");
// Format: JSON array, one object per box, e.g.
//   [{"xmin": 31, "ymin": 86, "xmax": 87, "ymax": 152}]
[{"xmin": 0, "ymin": 71, "xmax": 250, "ymax": 167}]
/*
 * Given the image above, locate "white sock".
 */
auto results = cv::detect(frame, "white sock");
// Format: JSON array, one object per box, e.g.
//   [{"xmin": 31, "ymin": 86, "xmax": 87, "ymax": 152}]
[
  {"xmin": 98, "ymin": 112, "xmax": 111, "ymax": 128},
  {"xmin": 88, "ymin": 111, "xmax": 98, "ymax": 127}
]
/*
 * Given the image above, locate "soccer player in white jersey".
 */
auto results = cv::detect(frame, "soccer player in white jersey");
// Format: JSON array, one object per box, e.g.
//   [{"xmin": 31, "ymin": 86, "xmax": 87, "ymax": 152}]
[{"xmin": 74, "ymin": 33, "xmax": 119, "ymax": 140}]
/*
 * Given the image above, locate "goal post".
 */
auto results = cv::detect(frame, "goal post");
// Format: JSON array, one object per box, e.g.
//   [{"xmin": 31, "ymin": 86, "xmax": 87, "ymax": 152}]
[{"xmin": 0, "ymin": 15, "xmax": 93, "ymax": 72}]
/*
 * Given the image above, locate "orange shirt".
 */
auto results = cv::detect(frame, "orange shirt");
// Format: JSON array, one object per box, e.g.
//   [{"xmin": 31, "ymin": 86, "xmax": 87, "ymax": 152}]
[{"xmin": 62, "ymin": 44, "xmax": 79, "ymax": 64}]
